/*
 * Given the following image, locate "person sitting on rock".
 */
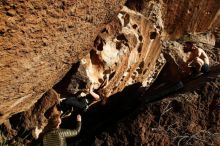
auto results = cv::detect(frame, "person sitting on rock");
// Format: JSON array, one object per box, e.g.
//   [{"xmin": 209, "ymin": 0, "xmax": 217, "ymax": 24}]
[
  {"xmin": 184, "ymin": 42, "xmax": 210, "ymax": 74},
  {"xmin": 43, "ymin": 113, "xmax": 82, "ymax": 146}
]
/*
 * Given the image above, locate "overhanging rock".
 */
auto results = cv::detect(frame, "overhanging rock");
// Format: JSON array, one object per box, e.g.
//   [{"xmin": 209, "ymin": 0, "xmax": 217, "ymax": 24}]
[
  {"xmin": 65, "ymin": 6, "xmax": 166, "ymax": 102},
  {"xmin": 0, "ymin": 0, "xmax": 126, "ymax": 123}
]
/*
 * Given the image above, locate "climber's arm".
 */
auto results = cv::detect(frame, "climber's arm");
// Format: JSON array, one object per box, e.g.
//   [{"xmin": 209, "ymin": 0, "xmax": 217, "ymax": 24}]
[
  {"xmin": 58, "ymin": 115, "xmax": 82, "ymax": 138},
  {"xmin": 90, "ymin": 84, "xmax": 100, "ymax": 100}
]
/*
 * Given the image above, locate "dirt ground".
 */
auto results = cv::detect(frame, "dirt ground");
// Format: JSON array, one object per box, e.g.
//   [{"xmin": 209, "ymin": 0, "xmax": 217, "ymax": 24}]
[{"xmin": 88, "ymin": 77, "xmax": 220, "ymax": 146}]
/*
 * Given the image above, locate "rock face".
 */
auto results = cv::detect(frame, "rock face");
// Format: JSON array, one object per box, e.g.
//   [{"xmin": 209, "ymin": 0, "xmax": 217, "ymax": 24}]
[
  {"xmin": 64, "ymin": 6, "xmax": 165, "ymax": 102},
  {"xmin": 126, "ymin": 0, "xmax": 220, "ymax": 39},
  {"xmin": 162, "ymin": 0, "xmax": 220, "ymax": 39},
  {"xmin": 0, "ymin": 0, "xmax": 125, "ymax": 123}
]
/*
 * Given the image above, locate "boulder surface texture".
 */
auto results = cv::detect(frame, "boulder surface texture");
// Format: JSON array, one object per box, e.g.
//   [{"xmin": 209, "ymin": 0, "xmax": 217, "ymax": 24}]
[{"xmin": 0, "ymin": 0, "xmax": 125, "ymax": 123}]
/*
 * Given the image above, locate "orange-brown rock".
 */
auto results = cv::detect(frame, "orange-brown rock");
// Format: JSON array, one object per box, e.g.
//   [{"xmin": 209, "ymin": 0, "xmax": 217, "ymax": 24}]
[
  {"xmin": 1, "ymin": 0, "xmax": 220, "ymax": 125},
  {"xmin": 65, "ymin": 6, "xmax": 165, "ymax": 103},
  {"xmin": 162, "ymin": 0, "xmax": 220, "ymax": 39},
  {"xmin": 126, "ymin": 0, "xmax": 220, "ymax": 39},
  {"xmin": 0, "ymin": 0, "xmax": 125, "ymax": 123}
]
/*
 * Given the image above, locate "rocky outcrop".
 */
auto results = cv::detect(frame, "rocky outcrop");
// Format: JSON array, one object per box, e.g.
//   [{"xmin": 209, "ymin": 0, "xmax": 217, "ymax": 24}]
[
  {"xmin": 63, "ymin": 6, "xmax": 165, "ymax": 103},
  {"xmin": 3, "ymin": 8, "xmax": 165, "ymax": 144},
  {"xmin": 0, "ymin": 0, "xmax": 125, "ymax": 123},
  {"xmin": 0, "ymin": 1, "xmax": 220, "ymax": 145},
  {"xmin": 1, "ymin": 0, "xmax": 220, "ymax": 129},
  {"xmin": 126, "ymin": 0, "xmax": 220, "ymax": 39},
  {"xmin": 162, "ymin": 0, "xmax": 220, "ymax": 39}
]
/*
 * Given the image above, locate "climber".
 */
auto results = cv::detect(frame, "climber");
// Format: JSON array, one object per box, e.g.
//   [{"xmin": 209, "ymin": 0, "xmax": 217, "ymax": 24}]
[
  {"xmin": 184, "ymin": 42, "xmax": 210, "ymax": 74},
  {"xmin": 43, "ymin": 114, "xmax": 82, "ymax": 146},
  {"xmin": 60, "ymin": 83, "xmax": 102, "ymax": 116},
  {"xmin": 59, "ymin": 96, "xmax": 89, "ymax": 117}
]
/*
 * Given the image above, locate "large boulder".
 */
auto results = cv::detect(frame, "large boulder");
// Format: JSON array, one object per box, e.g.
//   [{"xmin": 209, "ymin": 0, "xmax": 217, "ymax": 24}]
[
  {"xmin": 59, "ymin": 6, "xmax": 165, "ymax": 103},
  {"xmin": 0, "ymin": 0, "xmax": 125, "ymax": 123}
]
